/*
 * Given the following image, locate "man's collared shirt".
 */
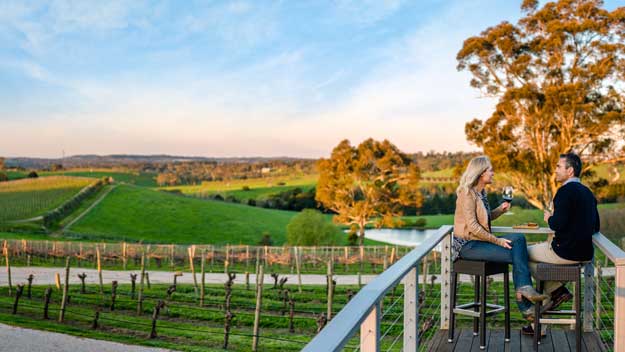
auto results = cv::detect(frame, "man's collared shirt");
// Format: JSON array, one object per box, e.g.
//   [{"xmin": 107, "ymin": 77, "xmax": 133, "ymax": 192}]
[{"xmin": 563, "ymin": 177, "xmax": 580, "ymax": 185}]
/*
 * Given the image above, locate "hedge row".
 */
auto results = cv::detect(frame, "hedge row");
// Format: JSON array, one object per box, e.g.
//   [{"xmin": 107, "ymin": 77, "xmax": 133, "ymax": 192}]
[{"xmin": 43, "ymin": 178, "xmax": 108, "ymax": 228}]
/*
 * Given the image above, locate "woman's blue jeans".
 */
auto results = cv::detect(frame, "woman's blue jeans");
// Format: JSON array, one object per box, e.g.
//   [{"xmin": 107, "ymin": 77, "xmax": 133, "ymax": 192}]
[{"xmin": 459, "ymin": 233, "xmax": 533, "ymax": 311}]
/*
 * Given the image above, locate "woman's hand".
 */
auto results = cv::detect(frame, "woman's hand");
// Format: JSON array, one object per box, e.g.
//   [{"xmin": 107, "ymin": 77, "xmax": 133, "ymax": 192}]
[
  {"xmin": 500, "ymin": 202, "xmax": 511, "ymax": 213},
  {"xmin": 498, "ymin": 238, "xmax": 512, "ymax": 249}
]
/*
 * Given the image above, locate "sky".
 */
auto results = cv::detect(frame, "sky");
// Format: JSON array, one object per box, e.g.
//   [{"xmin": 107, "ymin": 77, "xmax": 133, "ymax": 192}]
[{"xmin": 1, "ymin": 0, "xmax": 620, "ymax": 158}]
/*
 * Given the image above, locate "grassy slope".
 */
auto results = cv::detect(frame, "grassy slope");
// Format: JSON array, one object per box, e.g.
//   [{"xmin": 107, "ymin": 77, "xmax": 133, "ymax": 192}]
[
  {"xmin": 70, "ymin": 185, "xmax": 295, "ymax": 244},
  {"xmin": 69, "ymin": 184, "xmax": 382, "ymax": 246},
  {"xmin": 56, "ymin": 184, "xmax": 116, "ymax": 229}
]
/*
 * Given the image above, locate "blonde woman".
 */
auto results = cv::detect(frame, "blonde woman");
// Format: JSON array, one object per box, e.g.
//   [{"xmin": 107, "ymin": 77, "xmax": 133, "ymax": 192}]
[{"xmin": 453, "ymin": 156, "xmax": 547, "ymax": 319}]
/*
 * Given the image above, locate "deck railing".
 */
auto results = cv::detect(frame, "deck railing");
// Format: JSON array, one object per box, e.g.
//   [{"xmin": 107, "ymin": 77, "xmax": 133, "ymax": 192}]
[{"xmin": 303, "ymin": 226, "xmax": 625, "ymax": 352}]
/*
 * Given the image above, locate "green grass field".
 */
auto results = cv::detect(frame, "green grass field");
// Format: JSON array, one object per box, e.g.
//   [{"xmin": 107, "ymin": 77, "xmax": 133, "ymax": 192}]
[
  {"xmin": 163, "ymin": 174, "xmax": 318, "ymax": 201},
  {"xmin": 421, "ymin": 168, "xmax": 455, "ymax": 179},
  {"xmin": 6, "ymin": 170, "xmax": 28, "ymax": 180},
  {"xmin": 0, "ymin": 176, "xmax": 95, "ymax": 223},
  {"xmin": 56, "ymin": 184, "xmax": 117, "ymax": 230},
  {"xmin": 69, "ymin": 184, "xmax": 329, "ymax": 245}
]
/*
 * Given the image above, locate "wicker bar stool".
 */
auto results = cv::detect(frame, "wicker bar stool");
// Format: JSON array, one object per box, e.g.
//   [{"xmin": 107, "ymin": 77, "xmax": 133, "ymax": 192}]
[
  {"xmin": 533, "ymin": 263, "xmax": 585, "ymax": 352},
  {"xmin": 448, "ymin": 259, "xmax": 511, "ymax": 350}
]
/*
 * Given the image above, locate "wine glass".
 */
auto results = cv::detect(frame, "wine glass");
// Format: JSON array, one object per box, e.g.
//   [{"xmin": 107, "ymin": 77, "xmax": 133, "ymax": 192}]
[{"xmin": 502, "ymin": 186, "xmax": 514, "ymax": 203}]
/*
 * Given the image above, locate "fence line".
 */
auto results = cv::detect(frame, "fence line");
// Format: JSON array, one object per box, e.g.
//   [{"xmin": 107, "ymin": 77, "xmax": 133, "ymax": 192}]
[{"xmin": 2, "ymin": 239, "xmax": 427, "ymax": 274}]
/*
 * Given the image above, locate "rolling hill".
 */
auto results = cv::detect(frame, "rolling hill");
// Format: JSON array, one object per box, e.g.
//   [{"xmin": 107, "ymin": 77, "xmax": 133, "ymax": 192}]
[{"xmin": 69, "ymin": 184, "xmax": 302, "ymax": 244}]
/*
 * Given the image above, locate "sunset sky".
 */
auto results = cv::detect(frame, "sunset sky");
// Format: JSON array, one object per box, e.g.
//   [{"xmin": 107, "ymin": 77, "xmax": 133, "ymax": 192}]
[{"xmin": 1, "ymin": 0, "xmax": 621, "ymax": 158}]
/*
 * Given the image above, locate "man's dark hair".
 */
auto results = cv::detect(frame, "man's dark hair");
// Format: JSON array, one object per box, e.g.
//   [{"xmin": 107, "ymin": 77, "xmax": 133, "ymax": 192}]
[{"xmin": 560, "ymin": 153, "xmax": 582, "ymax": 177}]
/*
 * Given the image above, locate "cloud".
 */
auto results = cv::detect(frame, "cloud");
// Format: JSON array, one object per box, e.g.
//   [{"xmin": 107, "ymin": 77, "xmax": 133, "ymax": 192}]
[
  {"xmin": 178, "ymin": 1, "xmax": 279, "ymax": 51},
  {"xmin": 332, "ymin": 0, "xmax": 404, "ymax": 25}
]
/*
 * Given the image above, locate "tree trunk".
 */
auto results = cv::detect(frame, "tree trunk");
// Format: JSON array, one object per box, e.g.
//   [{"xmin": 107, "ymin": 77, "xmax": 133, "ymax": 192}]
[{"xmin": 358, "ymin": 223, "xmax": 365, "ymax": 246}]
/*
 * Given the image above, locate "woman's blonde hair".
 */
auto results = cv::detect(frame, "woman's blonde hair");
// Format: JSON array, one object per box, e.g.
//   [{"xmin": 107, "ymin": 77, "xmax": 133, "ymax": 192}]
[{"xmin": 456, "ymin": 155, "xmax": 492, "ymax": 195}]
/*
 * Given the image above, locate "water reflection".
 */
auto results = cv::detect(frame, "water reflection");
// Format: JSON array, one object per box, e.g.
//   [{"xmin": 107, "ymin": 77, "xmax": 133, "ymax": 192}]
[{"xmin": 364, "ymin": 228, "xmax": 442, "ymax": 247}]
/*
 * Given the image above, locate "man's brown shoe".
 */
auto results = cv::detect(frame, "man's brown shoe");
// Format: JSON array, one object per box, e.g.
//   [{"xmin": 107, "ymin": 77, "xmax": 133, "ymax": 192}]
[{"xmin": 541, "ymin": 286, "xmax": 572, "ymax": 313}]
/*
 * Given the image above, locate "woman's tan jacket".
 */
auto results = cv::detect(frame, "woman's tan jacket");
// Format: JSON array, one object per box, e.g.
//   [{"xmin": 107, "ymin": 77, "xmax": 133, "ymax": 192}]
[{"xmin": 453, "ymin": 188, "xmax": 506, "ymax": 246}]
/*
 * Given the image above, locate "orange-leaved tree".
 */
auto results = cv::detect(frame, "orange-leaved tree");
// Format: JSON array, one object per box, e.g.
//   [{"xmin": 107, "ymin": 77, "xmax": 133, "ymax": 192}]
[
  {"xmin": 316, "ymin": 139, "xmax": 422, "ymax": 246},
  {"xmin": 457, "ymin": 0, "xmax": 625, "ymax": 209}
]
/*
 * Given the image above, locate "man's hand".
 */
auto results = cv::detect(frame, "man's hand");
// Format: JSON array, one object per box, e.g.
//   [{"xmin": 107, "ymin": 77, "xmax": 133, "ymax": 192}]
[
  {"xmin": 500, "ymin": 202, "xmax": 511, "ymax": 213},
  {"xmin": 543, "ymin": 209, "xmax": 552, "ymax": 223}
]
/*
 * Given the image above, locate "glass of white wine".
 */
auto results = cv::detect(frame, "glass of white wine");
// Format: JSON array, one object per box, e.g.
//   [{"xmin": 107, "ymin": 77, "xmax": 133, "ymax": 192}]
[{"xmin": 502, "ymin": 186, "xmax": 514, "ymax": 203}]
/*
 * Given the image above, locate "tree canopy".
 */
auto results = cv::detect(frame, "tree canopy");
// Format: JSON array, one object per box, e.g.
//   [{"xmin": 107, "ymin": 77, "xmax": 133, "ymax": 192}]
[
  {"xmin": 316, "ymin": 138, "xmax": 422, "ymax": 245},
  {"xmin": 457, "ymin": 0, "xmax": 625, "ymax": 209},
  {"xmin": 286, "ymin": 209, "xmax": 340, "ymax": 246}
]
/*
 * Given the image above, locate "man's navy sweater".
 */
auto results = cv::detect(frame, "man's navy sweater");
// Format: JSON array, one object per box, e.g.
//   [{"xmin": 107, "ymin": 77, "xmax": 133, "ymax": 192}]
[{"xmin": 548, "ymin": 181, "xmax": 600, "ymax": 262}]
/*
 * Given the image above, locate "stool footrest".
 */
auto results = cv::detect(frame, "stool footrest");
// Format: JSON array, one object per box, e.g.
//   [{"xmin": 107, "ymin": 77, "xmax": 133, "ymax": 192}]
[
  {"xmin": 542, "ymin": 310, "xmax": 576, "ymax": 316},
  {"xmin": 538, "ymin": 318, "xmax": 576, "ymax": 325},
  {"xmin": 453, "ymin": 303, "xmax": 505, "ymax": 318},
  {"xmin": 456, "ymin": 302, "xmax": 502, "ymax": 310}
]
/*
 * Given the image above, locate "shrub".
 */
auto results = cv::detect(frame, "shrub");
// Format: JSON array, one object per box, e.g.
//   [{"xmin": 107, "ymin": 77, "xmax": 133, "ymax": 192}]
[
  {"xmin": 287, "ymin": 209, "xmax": 340, "ymax": 246},
  {"xmin": 247, "ymin": 198, "xmax": 256, "ymax": 206},
  {"xmin": 161, "ymin": 189, "xmax": 182, "ymax": 195},
  {"xmin": 242, "ymin": 185, "xmax": 251, "ymax": 191},
  {"xmin": 225, "ymin": 195, "xmax": 240, "ymax": 203},
  {"xmin": 347, "ymin": 231, "xmax": 358, "ymax": 246},
  {"xmin": 276, "ymin": 181, "xmax": 286, "ymax": 186},
  {"xmin": 0, "ymin": 172, "xmax": 7, "ymax": 182},
  {"xmin": 414, "ymin": 218, "xmax": 427, "ymax": 228},
  {"xmin": 258, "ymin": 233, "xmax": 273, "ymax": 246},
  {"xmin": 27, "ymin": 171, "xmax": 39, "ymax": 178}
]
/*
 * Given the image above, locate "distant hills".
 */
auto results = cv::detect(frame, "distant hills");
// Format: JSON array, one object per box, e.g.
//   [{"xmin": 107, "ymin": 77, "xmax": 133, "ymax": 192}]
[{"xmin": 6, "ymin": 154, "xmax": 315, "ymax": 169}]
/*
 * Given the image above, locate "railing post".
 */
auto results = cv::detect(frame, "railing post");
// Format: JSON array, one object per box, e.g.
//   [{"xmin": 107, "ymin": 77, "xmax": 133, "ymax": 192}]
[
  {"xmin": 360, "ymin": 302, "xmax": 380, "ymax": 352},
  {"xmin": 404, "ymin": 263, "xmax": 419, "ymax": 352},
  {"xmin": 583, "ymin": 260, "xmax": 595, "ymax": 332},
  {"xmin": 440, "ymin": 231, "xmax": 452, "ymax": 329},
  {"xmin": 616, "ymin": 261, "xmax": 625, "ymax": 352}
]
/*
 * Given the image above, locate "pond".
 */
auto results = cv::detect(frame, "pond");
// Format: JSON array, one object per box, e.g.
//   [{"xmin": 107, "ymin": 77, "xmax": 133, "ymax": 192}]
[{"xmin": 364, "ymin": 228, "xmax": 444, "ymax": 247}]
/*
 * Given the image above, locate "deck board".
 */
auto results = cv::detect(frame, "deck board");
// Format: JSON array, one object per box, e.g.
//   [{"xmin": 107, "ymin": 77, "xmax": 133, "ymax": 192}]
[{"xmin": 427, "ymin": 329, "xmax": 605, "ymax": 351}]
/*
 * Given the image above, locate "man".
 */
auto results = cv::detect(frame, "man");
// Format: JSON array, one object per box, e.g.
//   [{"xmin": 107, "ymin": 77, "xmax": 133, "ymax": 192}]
[{"xmin": 529, "ymin": 152, "xmax": 600, "ymax": 314}]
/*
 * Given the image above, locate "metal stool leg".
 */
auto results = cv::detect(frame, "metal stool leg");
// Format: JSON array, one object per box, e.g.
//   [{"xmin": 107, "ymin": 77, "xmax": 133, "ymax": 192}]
[
  {"xmin": 473, "ymin": 275, "xmax": 480, "ymax": 336},
  {"xmin": 534, "ymin": 280, "xmax": 543, "ymax": 351},
  {"xmin": 480, "ymin": 273, "xmax": 487, "ymax": 349},
  {"xmin": 575, "ymin": 275, "xmax": 582, "ymax": 352},
  {"xmin": 448, "ymin": 272, "xmax": 458, "ymax": 342},
  {"xmin": 504, "ymin": 270, "xmax": 510, "ymax": 342}
]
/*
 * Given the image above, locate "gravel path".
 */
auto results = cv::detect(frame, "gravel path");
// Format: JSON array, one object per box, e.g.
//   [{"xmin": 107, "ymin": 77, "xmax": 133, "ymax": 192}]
[
  {"xmin": 3, "ymin": 266, "xmax": 612, "ymax": 288},
  {"xmin": 0, "ymin": 267, "xmax": 378, "ymax": 286},
  {"xmin": 0, "ymin": 323, "xmax": 173, "ymax": 352}
]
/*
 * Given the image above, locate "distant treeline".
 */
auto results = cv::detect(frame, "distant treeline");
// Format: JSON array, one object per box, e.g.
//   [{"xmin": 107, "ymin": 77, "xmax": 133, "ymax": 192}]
[
  {"xmin": 153, "ymin": 151, "xmax": 480, "ymax": 186},
  {"xmin": 2, "ymin": 151, "xmax": 480, "ymax": 186},
  {"xmin": 152, "ymin": 160, "xmax": 316, "ymax": 186},
  {"xmin": 171, "ymin": 183, "xmax": 535, "ymax": 217},
  {"xmin": 413, "ymin": 151, "xmax": 480, "ymax": 173},
  {"xmin": 230, "ymin": 181, "xmax": 619, "ymax": 216}
]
